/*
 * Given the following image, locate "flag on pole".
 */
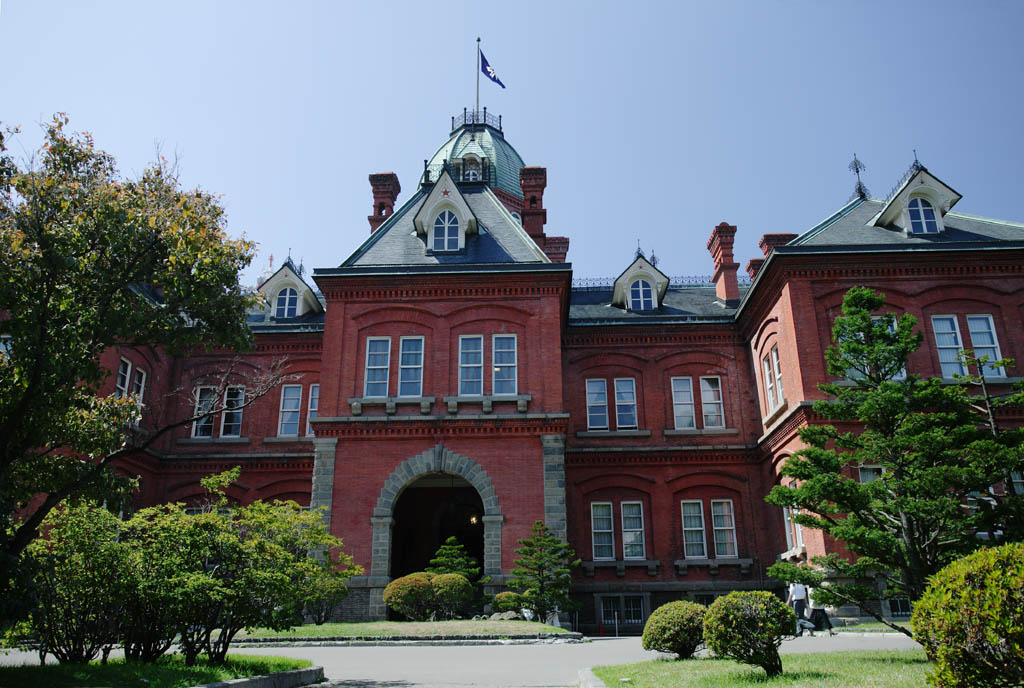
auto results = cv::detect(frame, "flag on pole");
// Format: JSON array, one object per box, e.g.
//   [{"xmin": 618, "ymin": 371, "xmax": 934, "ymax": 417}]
[{"xmin": 480, "ymin": 51, "xmax": 506, "ymax": 89}]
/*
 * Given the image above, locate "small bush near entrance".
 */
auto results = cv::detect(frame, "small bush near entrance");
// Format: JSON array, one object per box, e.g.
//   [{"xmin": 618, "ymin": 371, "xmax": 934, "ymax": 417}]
[
  {"xmin": 383, "ymin": 572, "xmax": 436, "ymax": 621},
  {"xmin": 912, "ymin": 543, "xmax": 1024, "ymax": 687},
  {"xmin": 703, "ymin": 591, "xmax": 795, "ymax": 678},
  {"xmin": 493, "ymin": 591, "xmax": 522, "ymax": 613},
  {"xmin": 432, "ymin": 573, "xmax": 473, "ymax": 619},
  {"xmin": 641, "ymin": 600, "xmax": 706, "ymax": 659}
]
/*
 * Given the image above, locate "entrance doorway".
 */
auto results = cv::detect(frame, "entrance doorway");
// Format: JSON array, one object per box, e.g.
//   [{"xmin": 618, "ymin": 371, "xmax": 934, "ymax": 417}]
[{"xmin": 389, "ymin": 472, "xmax": 485, "ymax": 579}]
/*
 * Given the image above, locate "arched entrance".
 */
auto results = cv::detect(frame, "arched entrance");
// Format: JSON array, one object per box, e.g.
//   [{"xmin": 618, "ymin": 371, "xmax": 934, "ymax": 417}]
[{"xmin": 390, "ymin": 473, "xmax": 484, "ymax": 578}]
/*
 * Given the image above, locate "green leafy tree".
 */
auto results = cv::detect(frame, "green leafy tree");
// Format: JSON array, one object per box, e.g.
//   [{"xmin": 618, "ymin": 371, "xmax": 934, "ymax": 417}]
[
  {"xmin": 426, "ymin": 536, "xmax": 481, "ymax": 580},
  {"xmin": 766, "ymin": 287, "xmax": 1024, "ymax": 636},
  {"xmin": 507, "ymin": 521, "xmax": 579, "ymax": 621},
  {"xmin": 0, "ymin": 117, "xmax": 290, "ymax": 621}
]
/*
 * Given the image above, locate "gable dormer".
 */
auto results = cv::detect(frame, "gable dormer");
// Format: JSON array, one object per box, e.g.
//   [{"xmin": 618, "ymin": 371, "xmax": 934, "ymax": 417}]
[
  {"xmin": 412, "ymin": 169, "xmax": 479, "ymax": 253},
  {"xmin": 611, "ymin": 255, "xmax": 670, "ymax": 312},
  {"xmin": 870, "ymin": 165, "xmax": 962, "ymax": 235},
  {"xmin": 258, "ymin": 259, "xmax": 324, "ymax": 320}
]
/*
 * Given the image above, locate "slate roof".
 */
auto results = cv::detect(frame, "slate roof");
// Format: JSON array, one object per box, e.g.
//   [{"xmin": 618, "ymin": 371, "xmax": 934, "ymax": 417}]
[
  {"xmin": 247, "ymin": 309, "xmax": 325, "ymax": 333},
  {"xmin": 569, "ymin": 285, "xmax": 747, "ymax": 325},
  {"xmin": 424, "ymin": 124, "xmax": 526, "ymax": 199},
  {"xmin": 339, "ymin": 185, "xmax": 549, "ymax": 267}
]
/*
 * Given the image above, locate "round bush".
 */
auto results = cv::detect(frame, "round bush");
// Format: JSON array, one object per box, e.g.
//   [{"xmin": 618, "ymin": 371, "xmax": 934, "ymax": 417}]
[
  {"xmin": 641, "ymin": 600, "xmax": 706, "ymax": 659},
  {"xmin": 432, "ymin": 573, "xmax": 473, "ymax": 619},
  {"xmin": 382, "ymin": 572, "xmax": 435, "ymax": 621},
  {"xmin": 912, "ymin": 543, "xmax": 1024, "ymax": 688},
  {"xmin": 703, "ymin": 591, "xmax": 795, "ymax": 678},
  {"xmin": 493, "ymin": 591, "xmax": 522, "ymax": 613}
]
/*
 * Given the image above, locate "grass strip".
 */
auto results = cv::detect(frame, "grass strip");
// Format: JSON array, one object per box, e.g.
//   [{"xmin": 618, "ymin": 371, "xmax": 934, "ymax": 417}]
[{"xmin": 237, "ymin": 619, "xmax": 568, "ymax": 638}]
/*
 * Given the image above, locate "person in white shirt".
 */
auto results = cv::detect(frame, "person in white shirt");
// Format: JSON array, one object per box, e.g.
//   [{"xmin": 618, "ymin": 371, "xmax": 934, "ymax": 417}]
[
  {"xmin": 786, "ymin": 582, "xmax": 815, "ymax": 636},
  {"xmin": 806, "ymin": 587, "xmax": 836, "ymax": 636}
]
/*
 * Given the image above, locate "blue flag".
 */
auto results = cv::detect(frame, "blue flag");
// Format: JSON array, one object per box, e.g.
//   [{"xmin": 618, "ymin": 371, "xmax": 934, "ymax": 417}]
[{"xmin": 480, "ymin": 51, "xmax": 506, "ymax": 89}]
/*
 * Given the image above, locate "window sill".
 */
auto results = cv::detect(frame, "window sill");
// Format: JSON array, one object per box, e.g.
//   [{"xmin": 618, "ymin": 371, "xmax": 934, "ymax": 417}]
[
  {"xmin": 582, "ymin": 559, "xmax": 660, "ymax": 577},
  {"xmin": 442, "ymin": 394, "xmax": 531, "ymax": 414},
  {"xmin": 177, "ymin": 437, "xmax": 250, "ymax": 445},
  {"xmin": 663, "ymin": 428, "xmax": 738, "ymax": 437},
  {"xmin": 263, "ymin": 436, "xmax": 315, "ymax": 444},
  {"xmin": 576, "ymin": 430, "xmax": 652, "ymax": 439},
  {"xmin": 761, "ymin": 401, "xmax": 789, "ymax": 427},
  {"xmin": 349, "ymin": 396, "xmax": 436, "ymax": 416},
  {"xmin": 674, "ymin": 558, "xmax": 753, "ymax": 576},
  {"xmin": 778, "ymin": 545, "xmax": 806, "ymax": 562}
]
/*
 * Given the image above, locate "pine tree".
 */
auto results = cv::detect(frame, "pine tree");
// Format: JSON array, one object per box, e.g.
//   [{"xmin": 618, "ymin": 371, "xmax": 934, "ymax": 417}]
[
  {"xmin": 426, "ymin": 536, "xmax": 481, "ymax": 581},
  {"xmin": 507, "ymin": 521, "xmax": 580, "ymax": 621}
]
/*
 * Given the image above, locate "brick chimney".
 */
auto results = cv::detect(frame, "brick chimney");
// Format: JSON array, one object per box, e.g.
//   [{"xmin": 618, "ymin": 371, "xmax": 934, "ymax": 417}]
[
  {"xmin": 707, "ymin": 222, "xmax": 740, "ymax": 303},
  {"xmin": 746, "ymin": 257, "xmax": 766, "ymax": 280},
  {"xmin": 519, "ymin": 167, "xmax": 548, "ymax": 242},
  {"xmin": 758, "ymin": 233, "xmax": 798, "ymax": 257},
  {"xmin": 368, "ymin": 172, "xmax": 401, "ymax": 233}
]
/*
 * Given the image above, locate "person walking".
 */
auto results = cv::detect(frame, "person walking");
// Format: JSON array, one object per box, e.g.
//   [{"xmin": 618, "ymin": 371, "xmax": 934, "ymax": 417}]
[
  {"xmin": 786, "ymin": 581, "xmax": 814, "ymax": 636},
  {"xmin": 806, "ymin": 587, "xmax": 837, "ymax": 636}
]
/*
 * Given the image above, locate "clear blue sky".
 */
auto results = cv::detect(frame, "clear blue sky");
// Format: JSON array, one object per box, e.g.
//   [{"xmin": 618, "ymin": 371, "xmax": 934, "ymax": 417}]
[{"xmin": 3, "ymin": 1, "xmax": 1023, "ymax": 284}]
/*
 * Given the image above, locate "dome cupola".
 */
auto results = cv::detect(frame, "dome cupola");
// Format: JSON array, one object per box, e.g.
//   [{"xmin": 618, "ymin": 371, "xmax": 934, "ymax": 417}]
[{"xmin": 421, "ymin": 109, "xmax": 526, "ymax": 199}]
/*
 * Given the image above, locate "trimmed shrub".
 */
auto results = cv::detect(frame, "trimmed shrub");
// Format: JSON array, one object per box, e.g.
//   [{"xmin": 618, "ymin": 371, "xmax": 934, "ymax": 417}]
[
  {"xmin": 912, "ymin": 543, "xmax": 1024, "ymax": 688},
  {"xmin": 703, "ymin": 591, "xmax": 794, "ymax": 678},
  {"xmin": 382, "ymin": 572, "xmax": 435, "ymax": 621},
  {"xmin": 641, "ymin": 600, "xmax": 706, "ymax": 659},
  {"xmin": 432, "ymin": 573, "xmax": 473, "ymax": 619},
  {"xmin": 493, "ymin": 591, "xmax": 522, "ymax": 613}
]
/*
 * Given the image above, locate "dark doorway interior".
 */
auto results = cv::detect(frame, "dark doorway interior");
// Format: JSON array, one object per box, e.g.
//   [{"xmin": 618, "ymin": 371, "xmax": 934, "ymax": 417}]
[{"xmin": 390, "ymin": 473, "xmax": 485, "ymax": 580}]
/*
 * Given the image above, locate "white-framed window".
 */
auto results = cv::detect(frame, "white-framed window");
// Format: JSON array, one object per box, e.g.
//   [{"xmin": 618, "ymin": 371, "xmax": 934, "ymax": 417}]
[
  {"xmin": 681, "ymin": 500, "xmax": 707, "ymax": 559},
  {"xmin": 908, "ymin": 197, "xmax": 939, "ymax": 234},
  {"xmin": 859, "ymin": 464, "xmax": 885, "ymax": 483},
  {"xmin": 364, "ymin": 337, "xmax": 391, "ymax": 398},
  {"xmin": 114, "ymin": 358, "xmax": 132, "ymax": 399},
  {"xmin": 220, "ymin": 385, "xmax": 244, "ymax": 437},
  {"xmin": 614, "ymin": 378, "xmax": 638, "ymax": 430},
  {"xmin": 966, "ymin": 315, "xmax": 1005, "ymax": 377},
  {"xmin": 586, "ymin": 379, "xmax": 609, "ymax": 430},
  {"xmin": 762, "ymin": 345, "xmax": 784, "ymax": 412},
  {"xmin": 782, "ymin": 505, "xmax": 804, "ymax": 550},
  {"xmin": 458, "ymin": 335, "xmax": 483, "ymax": 396},
  {"xmin": 492, "ymin": 334, "xmax": 517, "ymax": 395},
  {"xmin": 463, "ymin": 157, "xmax": 481, "ymax": 181},
  {"xmin": 432, "ymin": 210, "xmax": 459, "ymax": 252},
  {"xmin": 700, "ymin": 376, "xmax": 725, "ymax": 428},
  {"xmin": 1011, "ymin": 471, "xmax": 1023, "ymax": 495},
  {"xmin": 671, "ymin": 377, "xmax": 695, "ymax": 429},
  {"xmin": 192, "ymin": 386, "xmax": 217, "ymax": 438},
  {"xmin": 275, "ymin": 287, "xmax": 298, "ymax": 318},
  {"xmin": 306, "ymin": 383, "xmax": 319, "ymax": 436},
  {"xmin": 621, "ymin": 501, "xmax": 645, "ymax": 559},
  {"xmin": 398, "ymin": 337, "xmax": 424, "ymax": 397},
  {"xmin": 629, "ymin": 279, "xmax": 654, "ymax": 311},
  {"xmin": 130, "ymin": 367, "xmax": 147, "ymax": 408},
  {"xmin": 599, "ymin": 595, "xmax": 645, "ymax": 625},
  {"xmin": 591, "ymin": 502, "xmax": 615, "ymax": 560},
  {"xmin": 932, "ymin": 315, "xmax": 965, "ymax": 377},
  {"xmin": 711, "ymin": 499, "xmax": 738, "ymax": 557},
  {"xmin": 278, "ymin": 384, "xmax": 302, "ymax": 436},
  {"xmin": 511, "ymin": 212, "xmax": 522, "ymax": 225}
]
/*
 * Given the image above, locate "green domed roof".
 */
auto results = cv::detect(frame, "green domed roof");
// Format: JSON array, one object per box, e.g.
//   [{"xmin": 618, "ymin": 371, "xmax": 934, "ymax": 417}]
[{"xmin": 423, "ymin": 116, "xmax": 525, "ymax": 199}]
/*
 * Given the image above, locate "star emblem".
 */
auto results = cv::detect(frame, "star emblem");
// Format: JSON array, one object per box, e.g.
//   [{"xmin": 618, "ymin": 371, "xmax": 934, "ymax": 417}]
[{"xmin": 441, "ymin": 188, "xmax": 450, "ymax": 197}]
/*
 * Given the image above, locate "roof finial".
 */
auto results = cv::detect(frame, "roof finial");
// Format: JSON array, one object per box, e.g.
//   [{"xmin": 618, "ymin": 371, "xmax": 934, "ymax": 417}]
[
  {"xmin": 848, "ymin": 153, "xmax": 869, "ymax": 200},
  {"xmin": 635, "ymin": 239, "xmax": 645, "ymax": 260},
  {"xmin": 912, "ymin": 148, "xmax": 922, "ymax": 170},
  {"xmin": 649, "ymin": 250, "xmax": 659, "ymax": 268}
]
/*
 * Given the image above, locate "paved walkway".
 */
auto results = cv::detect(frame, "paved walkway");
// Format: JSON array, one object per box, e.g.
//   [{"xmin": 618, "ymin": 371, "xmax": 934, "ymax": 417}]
[{"xmin": 0, "ymin": 633, "xmax": 921, "ymax": 687}]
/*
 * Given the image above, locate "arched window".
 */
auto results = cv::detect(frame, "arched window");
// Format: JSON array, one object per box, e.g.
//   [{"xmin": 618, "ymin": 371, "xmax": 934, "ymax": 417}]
[
  {"xmin": 629, "ymin": 279, "xmax": 654, "ymax": 311},
  {"xmin": 511, "ymin": 212, "xmax": 522, "ymax": 225},
  {"xmin": 908, "ymin": 197, "xmax": 939, "ymax": 234},
  {"xmin": 464, "ymin": 158, "xmax": 481, "ymax": 181},
  {"xmin": 433, "ymin": 210, "xmax": 459, "ymax": 251},
  {"xmin": 275, "ymin": 287, "xmax": 298, "ymax": 318}
]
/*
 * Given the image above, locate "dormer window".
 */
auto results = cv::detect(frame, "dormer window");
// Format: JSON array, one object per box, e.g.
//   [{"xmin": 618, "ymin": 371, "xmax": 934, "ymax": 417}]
[
  {"xmin": 908, "ymin": 197, "xmax": 939, "ymax": 234},
  {"xmin": 432, "ymin": 210, "xmax": 460, "ymax": 252},
  {"xmin": 275, "ymin": 287, "xmax": 297, "ymax": 318},
  {"xmin": 629, "ymin": 279, "xmax": 655, "ymax": 311},
  {"xmin": 464, "ymin": 158, "xmax": 481, "ymax": 181}
]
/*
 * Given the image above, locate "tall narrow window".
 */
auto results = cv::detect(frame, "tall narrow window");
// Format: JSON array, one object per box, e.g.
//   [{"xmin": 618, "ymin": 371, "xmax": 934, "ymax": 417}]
[
  {"xmin": 681, "ymin": 500, "xmax": 707, "ymax": 558},
  {"xmin": 1011, "ymin": 471, "xmax": 1024, "ymax": 495},
  {"xmin": 306, "ymin": 383, "xmax": 320, "ymax": 436},
  {"xmin": 782, "ymin": 506, "xmax": 804, "ymax": 550},
  {"xmin": 763, "ymin": 345, "xmax": 784, "ymax": 412},
  {"xmin": 908, "ymin": 197, "xmax": 939, "ymax": 234},
  {"xmin": 859, "ymin": 465, "xmax": 884, "ymax": 483},
  {"xmin": 621, "ymin": 502, "xmax": 645, "ymax": 559},
  {"xmin": 932, "ymin": 316, "xmax": 965, "ymax": 377},
  {"xmin": 278, "ymin": 385, "xmax": 302, "ymax": 436},
  {"xmin": 115, "ymin": 359, "xmax": 132, "ymax": 399},
  {"xmin": 398, "ymin": 337, "xmax": 424, "ymax": 397},
  {"xmin": 364, "ymin": 337, "xmax": 391, "ymax": 398},
  {"xmin": 458, "ymin": 335, "xmax": 483, "ymax": 395},
  {"xmin": 629, "ymin": 279, "xmax": 655, "ymax": 311},
  {"xmin": 711, "ymin": 499, "xmax": 738, "ymax": 557},
  {"xmin": 492, "ymin": 335, "xmax": 517, "ymax": 395},
  {"xmin": 700, "ymin": 377, "xmax": 725, "ymax": 428},
  {"xmin": 586, "ymin": 379, "xmax": 608, "ymax": 430},
  {"xmin": 275, "ymin": 288, "xmax": 298, "ymax": 318},
  {"xmin": 220, "ymin": 386, "xmax": 244, "ymax": 437},
  {"xmin": 192, "ymin": 386, "xmax": 217, "ymax": 438},
  {"xmin": 591, "ymin": 503, "xmax": 614, "ymax": 560},
  {"xmin": 671, "ymin": 377, "xmax": 695, "ymax": 429},
  {"xmin": 130, "ymin": 368, "xmax": 147, "ymax": 406},
  {"xmin": 966, "ymin": 315, "xmax": 1004, "ymax": 377},
  {"xmin": 614, "ymin": 378, "xmax": 637, "ymax": 429},
  {"xmin": 433, "ymin": 210, "xmax": 459, "ymax": 252}
]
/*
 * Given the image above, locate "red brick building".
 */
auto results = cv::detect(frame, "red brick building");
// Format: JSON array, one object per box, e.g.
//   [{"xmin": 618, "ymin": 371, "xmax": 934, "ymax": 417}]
[{"xmin": 107, "ymin": 111, "xmax": 1024, "ymax": 629}]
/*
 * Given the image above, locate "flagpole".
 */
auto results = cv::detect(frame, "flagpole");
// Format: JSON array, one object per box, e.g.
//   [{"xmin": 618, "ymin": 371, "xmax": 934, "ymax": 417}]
[{"xmin": 476, "ymin": 37, "xmax": 481, "ymax": 121}]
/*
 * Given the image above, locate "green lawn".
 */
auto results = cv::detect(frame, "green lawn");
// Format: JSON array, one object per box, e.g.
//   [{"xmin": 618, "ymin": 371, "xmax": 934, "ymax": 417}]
[
  {"xmin": 592, "ymin": 649, "xmax": 930, "ymax": 688},
  {"xmin": 834, "ymin": 620, "xmax": 913, "ymax": 633},
  {"xmin": 237, "ymin": 619, "xmax": 569, "ymax": 638},
  {"xmin": 0, "ymin": 654, "xmax": 311, "ymax": 688}
]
